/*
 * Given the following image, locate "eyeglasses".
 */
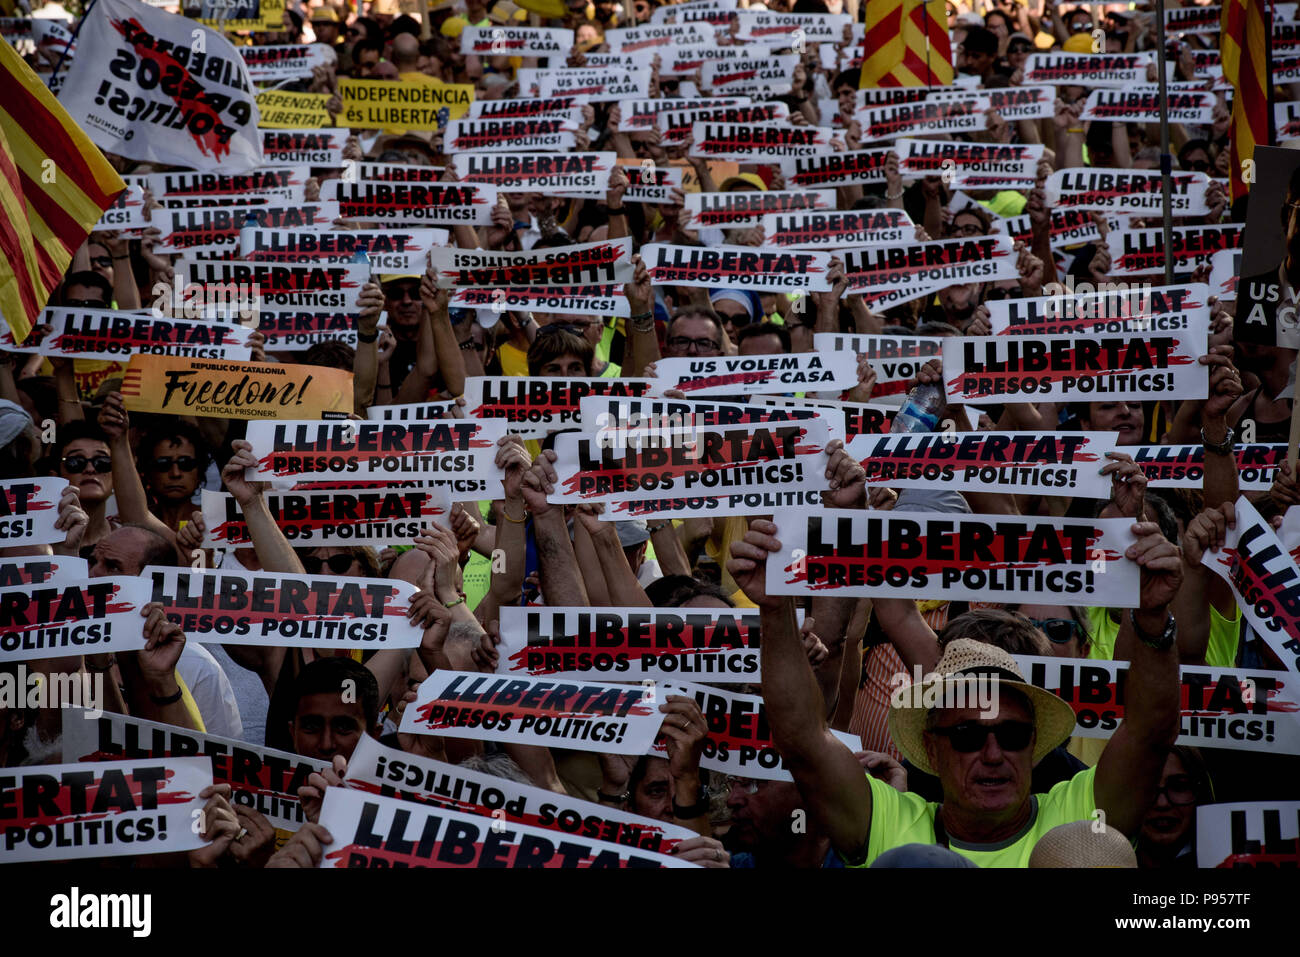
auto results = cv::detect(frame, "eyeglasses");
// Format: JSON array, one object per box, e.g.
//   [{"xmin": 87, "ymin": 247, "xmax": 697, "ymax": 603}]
[
  {"xmin": 64, "ymin": 298, "xmax": 107, "ymax": 308},
  {"xmin": 929, "ymin": 720, "xmax": 1034, "ymax": 752},
  {"xmin": 1008, "ymin": 43, "xmax": 1031, "ymax": 54},
  {"xmin": 952, "ymin": 222, "xmax": 984, "ymax": 236},
  {"xmin": 1154, "ymin": 774, "xmax": 1199, "ymax": 806},
  {"xmin": 62, "ymin": 453, "xmax": 112, "ymax": 474},
  {"xmin": 90, "ymin": 256, "xmax": 114, "ymax": 269},
  {"xmin": 537, "ymin": 321, "xmax": 592, "ymax": 336},
  {"xmin": 667, "ymin": 335, "xmax": 721, "ymax": 353},
  {"xmin": 1029, "ymin": 617, "xmax": 1082, "ymax": 645},
  {"xmin": 151, "ymin": 455, "xmax": 199, "ymax": 472},
  {"xmin": 1070, "ymin": 20, "xmax": 1093, "ymax": 32},
  {"xmin": 724, "ymin": 775, "xmax": 759, "ymax": 795},
  {"xmin": 301, "ymin": 553, "xmax": 357, "ymax": 575},
  {"xmin": 385, "ymin": 286, "xmax": 420, "ymax": 301},
  {"xmin": 295, "ymin": 715, "xmax": 362, "ymax": 736},
  {"xmin": 1184, "ymin": 159, "xmax": 1210, "ymax": 172}
]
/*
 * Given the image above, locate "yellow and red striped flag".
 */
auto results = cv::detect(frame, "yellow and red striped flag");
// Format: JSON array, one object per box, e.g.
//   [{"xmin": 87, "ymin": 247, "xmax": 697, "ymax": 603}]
[
  {"xmin": 0, "ymin": 39, "xmax": 125, "ymax": 343},
  {"xmin": 861, "ymin": 0, "xmax": 953, "ymax": 88},
  {"xmin": 1222, "ymin": 0, "xmax": 1272, "ymax": 202}
]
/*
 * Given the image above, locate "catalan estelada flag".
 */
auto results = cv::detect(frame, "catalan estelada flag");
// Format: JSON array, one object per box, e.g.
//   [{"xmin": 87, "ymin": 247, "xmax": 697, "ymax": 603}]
[
  {"xmin": 0, "ymin": 39, "xmax": 125, "ymax": 343},
  {"xmin": 1222, "ymin": 0, "xmax": 1273, "ymax": 202},
  {"xmin": 860, "ymin": 0, "xmax": 953, "ymax": 88}
]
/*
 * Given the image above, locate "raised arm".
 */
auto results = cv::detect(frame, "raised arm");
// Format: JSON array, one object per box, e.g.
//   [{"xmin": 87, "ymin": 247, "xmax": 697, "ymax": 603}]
[
  {"xmin": 1093, "ymin": 521, "xmax": 1184, "ymax": 837},
  {"xmin": 98, "ymin": 392, "xmax": 176, "ymax": 544},
  {"xmin": 729, "ymin": 519, "xmax": 872, "ymax": 859}
]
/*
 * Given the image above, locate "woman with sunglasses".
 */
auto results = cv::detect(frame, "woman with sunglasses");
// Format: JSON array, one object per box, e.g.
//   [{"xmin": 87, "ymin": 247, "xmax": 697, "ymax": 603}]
[
  {"xmin": 1136, "ymin": 746, "xmax": 1213, "ymax": 869},
  {"xmin": 139, "ymin": 423, "xmax": 209, "ymax": 535},
  {"xmin": 294, "ymin": 546, "xmax": 380, "ymax": 579},
  {"xmin": 49, "ymin": 421, "xmax": 117, "ymax": 552},
  {"xmin": 1013, "ymin": 603, "xmax": 1091, "ymax": 658}
]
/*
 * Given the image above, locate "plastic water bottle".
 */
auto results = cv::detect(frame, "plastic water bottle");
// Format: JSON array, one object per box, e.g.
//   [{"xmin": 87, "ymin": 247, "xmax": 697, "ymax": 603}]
[
  {"xmin": 891, "ymin": 382, "xmax": 945, "ymax": 433},
  {"xmin": 351, "ymin": 240, "xmax": 370, "ymax": 268},
  {"xmin": 237, "ymin": 209, "xmax": 259, "ymax": 256}
]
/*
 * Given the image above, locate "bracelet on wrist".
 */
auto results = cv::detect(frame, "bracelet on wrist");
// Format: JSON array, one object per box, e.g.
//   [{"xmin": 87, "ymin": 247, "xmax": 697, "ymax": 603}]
[
  {"xmin": 357, "ymin": 330, "xmax": 378, "ymax": 343},
  {"xmin": 1129, "ymin": 609, "xmax": 1176, "ymax": 651},
  {"xmin": 148, "ymin": 686, "xmax": 184, "ymax": 706},
  {"xmin": 1201, "ymin": 425, "xmax": 1234, "ymax": 456},
  {"xmin": 606, "ymin": 206, "xmax": 626, "ymax": 215},
  {"xmin": 443, "ymin": 595, "xmax": 466, "ymax": 609},
  {"xmin": 596, "ymin": 788, "xmax": 629, "ymax": 804},
  {"xmin": 458, "ymin": 339, "xmax": 477, "ymax": 351},
  {"xmin": 885, "ymin": 189, "xmax": 904, "ymax": 200},
  {"xmin": 501, "ymin": 507, "xmax": 528, "ymax": 523}
]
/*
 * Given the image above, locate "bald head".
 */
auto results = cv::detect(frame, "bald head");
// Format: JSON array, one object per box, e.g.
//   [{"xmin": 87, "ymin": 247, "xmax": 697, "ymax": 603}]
[{"xmin": 392, "ymin": 33, "xmax": 420, "ymax": 69}]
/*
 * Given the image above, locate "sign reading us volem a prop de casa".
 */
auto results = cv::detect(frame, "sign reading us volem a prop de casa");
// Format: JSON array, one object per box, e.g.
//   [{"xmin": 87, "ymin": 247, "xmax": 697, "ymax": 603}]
[{"xmin": 121, "ymin": 355, "xmax": 353, "ymax": 420}]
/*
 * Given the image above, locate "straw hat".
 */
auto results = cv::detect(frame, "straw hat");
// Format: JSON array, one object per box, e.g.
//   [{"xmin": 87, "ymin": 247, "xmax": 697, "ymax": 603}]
[
  {"xmin": 1029, "ymin": 820, "xmax": 1138, "ymax": 868},
  {"xmin": 887, "ymin": 638, "xmax": 1077, "ymax": 777}
]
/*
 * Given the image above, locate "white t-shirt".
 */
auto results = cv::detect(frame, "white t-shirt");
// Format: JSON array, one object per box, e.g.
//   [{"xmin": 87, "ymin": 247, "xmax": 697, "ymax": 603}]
[{"xmin": 177, "ymin": 643, "xmax": 243, "ymax": 739}]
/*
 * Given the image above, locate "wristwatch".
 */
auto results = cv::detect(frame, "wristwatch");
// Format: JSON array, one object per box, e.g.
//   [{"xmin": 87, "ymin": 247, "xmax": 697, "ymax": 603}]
[
  {"xmin": 596, "ymin": 788, "xmax": 629, "ymax": 804},
  {"xmin": 1129, "ymin": 610, "xmax": 1177, "ymax": 651},
  {"xmin": 1201, "ymin": 425, "xmax": 1235, "ymax": 456}
]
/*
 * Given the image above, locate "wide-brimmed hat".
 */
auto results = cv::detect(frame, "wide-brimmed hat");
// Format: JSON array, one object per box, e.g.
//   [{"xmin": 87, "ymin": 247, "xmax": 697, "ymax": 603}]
[{"xmin": 888, "ymin": 638, "xmax": 1077, "ymax": 776}]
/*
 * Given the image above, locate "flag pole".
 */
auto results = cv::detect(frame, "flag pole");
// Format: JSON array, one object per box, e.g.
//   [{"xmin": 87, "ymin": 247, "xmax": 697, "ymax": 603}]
[
  {"xmin": 1154, "ymin": 0, "xmax": 1175, "ymax": 286},
  {"xmin": 46, "ymin": 0, "xmax": 99, "ymax": 89}
]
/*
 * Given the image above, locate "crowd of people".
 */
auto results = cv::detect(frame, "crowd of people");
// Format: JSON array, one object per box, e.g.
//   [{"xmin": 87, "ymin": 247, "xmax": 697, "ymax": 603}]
[{"xmin": 1, "ymin": 0, "xmax": 1297, "ymax": 872}]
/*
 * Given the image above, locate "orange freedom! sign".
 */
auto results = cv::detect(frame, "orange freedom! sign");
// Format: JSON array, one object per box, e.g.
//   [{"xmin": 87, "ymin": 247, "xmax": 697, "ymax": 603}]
[{"xmin": 121, "ymin": 355, "xmax": 353, "ymax": 420}]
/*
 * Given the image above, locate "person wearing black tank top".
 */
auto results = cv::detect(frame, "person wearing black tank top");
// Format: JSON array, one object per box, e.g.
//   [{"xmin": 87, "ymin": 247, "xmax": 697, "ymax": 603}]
[{"xmin": 1229, "ymin": 340, "xmax": 1294, "ymax": 445}]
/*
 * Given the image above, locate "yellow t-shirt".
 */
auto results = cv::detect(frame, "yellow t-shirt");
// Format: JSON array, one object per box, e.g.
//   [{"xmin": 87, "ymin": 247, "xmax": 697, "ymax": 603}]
[
  {"xmin": 844, "ymin": 766, "xmax": 1098, "ymax": 867},
  {"xmin": 1086, "ymin": 604, "xmax": 1241, "ymax": 667}
]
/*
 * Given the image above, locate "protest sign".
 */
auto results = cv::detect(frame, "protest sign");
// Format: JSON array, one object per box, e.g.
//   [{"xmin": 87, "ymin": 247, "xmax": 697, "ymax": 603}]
[
  {"xmin": 94, "ymin": 184, "xmax": 149, "ymax": 232},
  {"xmin": 1044, "ymin": 168, "xmax": 1212, "ymax": 215},
  {"xmin": 616, "ymin": 96, "xmax": 745, "ymax": 131},
  {"xmin": 243, "ymin": 418, "xmax": 509, "ymax": 482},
  {"xmin": 534, "ymin": 67, "xmax": 651, "ymax": 101},
  {"xmin": 987, "ymin": 283, "xmax": 1209, "ymax": 338},
  {"xmin": 894, "ymin": 139, "xmax": 1043, "ymax": 190},
  {"xmin": 779, "ymin": 148, "xmax": 891, "ymax": 188},
  {"xmin": 847, "ymin": 432, "xmax": 1116, "ymax": 498},
  {"xmin": 460, "ymin": 24, "xmax": 571, "ymax": 56},
  {"xmin": 152, "ymin": 207, "xmax": 261, "ymax": 258},
  {"xmin": 259, "ymin": 128, "xmax": 347, "ymax": 165},
  {"xmin": 983, "ymin": 85, "xmax": 1056, "ymax": 120},
  {"xmin": 366, "ymin": 400, "xmax": 459, "ymax": 421},
  {"xmin": 468, "ymin": 95, "xmax": 587, "ymax": 119},
  {"xmin": 617, "ymin": 160, "xmax": 682, "ymax": 203},
  {"xmin": 453, "ymin": 151, "xmax": 614, "ymax": 194},
  {"xmin": 443, "ymin": 116, "xmax": 579, "ymax": 152},
  {"xmin": 430, "ymin": 238, "xmax": 633, "ymax": 288},
  {"xmin": 121, "ymin": 355, "xmax": 353, "ymax": 420},
  {"xmin": 652, "ymin": 352, "xmax": 856, "ymax": 396},
  {"xmin": 240, "ymin": 202, "xmax": 340, "ymax": 230},
  {"xmin": 580, "ymin": 394, "xmax": 829, "ymax": 436},
  {"xmin": 1210, "ymin": 247, "xmax": 1242, "ymax": 301},
  {"xmin": 338, "ymin": 77, "xmax": 474, "ymax": 129},
  {"xmin": 324, "ymin": 179, "xmax": 497, "ymax": 226},
  {"xmin": 856, "ymin": 95, "xmax": 991, "ymax": 140},
  {"xmin": 0, "ymin": 758, "xmax": 210, "ymax": 863},
  {"xmin": 1022, "ymin": 51, "xmax": 1154, "ymax": 86},
  {"xmin": 146, "ymin": 566, "xmax": 424, "ymax": 649},
  {"xmin": 0, "ymin": 555, "xmax": 89, "ymax": 588},
  {"xmin": 663, "ymin": 44, "xmax": 768, "ymax": 76},
  {"xmin": 495, "ymin": 605, "xmax": 764, "ymax": 680},
  {"xmin": 683, "ymin": 189, "xmax": 837, "ymax": 229},
  {"xmin": 598, "ymin": 489, "xmax": 828, "ymax": 521},
  {"xmin": 762, "ymin": 208, "xmax": 913, "ymax": 249},
  {"xmin": 1197, "ymin": 802, "xmax": 1300, "ymax": 867},
  {"xmin": 240, "ymin": 227, "xmax": 447, "ymax": 273},
  {"xmin": 0, "ymin": 478, "xmax": 67, "ymax": 547},
  {"xmin": 767, "ymin": 510, "xmax": 1139, "ymax": 606},
  {"xmin": 734, "ymin": 8, "xmax": 850, "ymax": 40},
  {"xmin": 701, "ymin": 55, "xmax": 800, "ymax": 95},
  {"xmin": 256, "ymin": 89, "xmax": 331, "ymax": 128},
  {"xmin": 1106, "ymin": 224, "xmax": 1243, "ymax": 276},
  {"xmin": 463, "ymin": 376, "xmax": 655, "ymax": 439},
  {"xmin": 1202, "ymin": 497, "xmax": 1300, "ymax": 673},
  {"xmin": 605, "ymin": 21, "xmax": 711, "ymax": 50},
  {"xmin": 239, "ymin": 43, "xmax": 334, "ymax": 83},
  {"xmin": 0, "ymin": 308, "xmax": 253, "ymax": 361},
  {"xmin": 547, "ymin": 418, "xmax": 832, "ymax": 503},
  {"xmin": 351, "ymin": 161, "xmax": 449, "ymax": 182},
  {"xmin": 449, "ymin": 285, "xmax": 630, "ymax": 317},
  {"xmin": 841, "ymin": 235, "xmax": 1018, "ymax": 308},
  {"xmin": 1165, "ymin": 3, "xmax": 1222, "ymax": 33},
  {"xmin": 655, "ymin": 680, "xmax": 861, "ymax": 781},
  {"xmin": 248, "ymin": 308, "xmax": 356, "ymax": 351},
  {"xmin": 748, "ymin": 394, "xmax": 900, "ymax": 437},
  {"xmin": 58, "ymin": 0, "xmax": 264, "ymax": 171},
  {"xmin": 0, "ymin": 577, "xmax": 150, "ymax": 663},
  {"xmin": 174, "ymin": 258, "xmax": 367, "ymax": 313},
  {"xmin": 1082, "ymin": 87, "xmax": 1216, "ymax": 124},
  {"xmin": 398, "ymin": 669, "xmax": 662, "ymax": 755},
  {"xmin": 201, "ymin": 486, "xmax": 451, "ymax": 547},
  {"xmin": 316, "ymin": 785, "xmax": 693, "ymax": 868},
  {"xmin": 688, "ymin": 122, "xmax": 833, "ymax": 161},
  {"xmin": 1015, "ymin": 656, "xmax": 1300, "ymax": 757},
  {"xmin": 656, "ymin": 102, "xmax": 787, "ymax": 144},
  {"xmin": 1133, "ymin": 444, "xmax": 1283, "ymax": 490},
  {"xmin": 345, "ymin": 735, "xmax": 695, "ymax": 854},
  {"xmin": 61, "ymin": 709, "xmax": 327, "ymax": 831},
  {"xmin": 640, "ymin": 243, "xmax": 832, "ymax": 293},
  {"xmin": 942, "ymin": 324, "xmax": 1208, "ymax": 402}
]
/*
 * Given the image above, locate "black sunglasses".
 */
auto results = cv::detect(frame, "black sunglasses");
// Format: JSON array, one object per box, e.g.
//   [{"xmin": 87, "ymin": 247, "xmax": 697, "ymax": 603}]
[
  {"xmin": 63, "ymin": 454, "xmax": 112, "ymax": 474},
  {"xmin": 65, "ymin": 298, "xmax": 107, "ymax": 308},
  {"xmin": 302, "ymin": 553, "xmax": 356, "ymax": 575},
  {"xmin": 385, "ymin": 285, "xmax": 420, "ymax": 301},
  {"xmin": 90, "ymin": 256, "xmax": 114, "ymax": 269},
  {"xmin": 151, "ymin": 455, "xmax": 199, "ymax": 472},
  {"xmin": 929, "ymin": 720, "xmax": 1034, "ymax": 752},
  {"xmin": 1029, "ymin": 617, "xmax": 1082, "ymax": 645}
]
